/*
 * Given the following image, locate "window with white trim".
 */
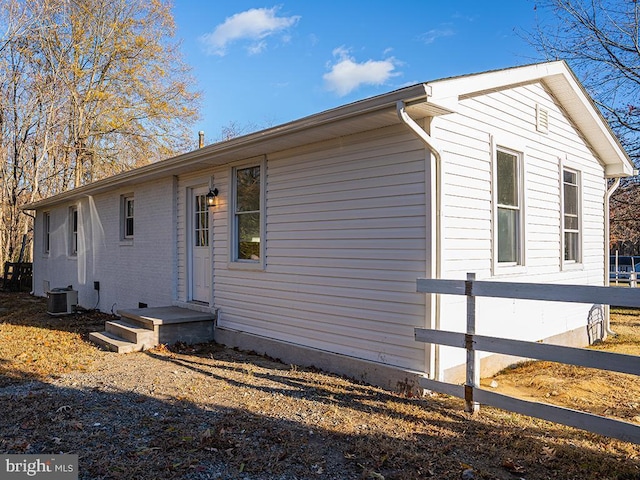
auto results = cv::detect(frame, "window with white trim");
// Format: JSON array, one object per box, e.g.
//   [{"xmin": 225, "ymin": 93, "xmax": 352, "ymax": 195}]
[
  {"xmin": 69, "ymin": 206, "xmax": 78, "ymax": 256},
  {"xmin": 233, "ymin": 165, "xmax": 261, "ymax": 262},
  {"xmin": 562, "ymin": 168, "xmax": 580, "ymax": 263},
  {"xmin": 496, "ymin": 148, "xmax": 522, "ymax": 265},
  {"xmin": 122, "ymin": 195, "xmax": 134, "ymax": 239},
  {"xmin": 43, "ymin": 212, "xmax": 50, "ymax": 254}
]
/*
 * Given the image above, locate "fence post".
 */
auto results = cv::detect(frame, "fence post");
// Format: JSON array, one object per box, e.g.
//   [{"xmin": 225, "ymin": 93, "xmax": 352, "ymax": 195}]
[
  {"xmin": 465, "ymin": 272, "xmax": 480, "ymax": 413},
  {"xmin": 632, "ymin": 272, "xmax": 637, "ymax": 288}
]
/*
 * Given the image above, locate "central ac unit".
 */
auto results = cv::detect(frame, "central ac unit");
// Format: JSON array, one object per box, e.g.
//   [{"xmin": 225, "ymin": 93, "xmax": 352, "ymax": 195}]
[{"xmin": 46, "ymin": 288, "xmax": 78, "ymax": 316}]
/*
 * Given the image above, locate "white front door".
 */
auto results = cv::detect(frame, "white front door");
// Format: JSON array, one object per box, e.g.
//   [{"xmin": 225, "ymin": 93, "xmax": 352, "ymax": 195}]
[{"xmin": 190, "ymin": 187, "xmax": 211, "ymax": 303}]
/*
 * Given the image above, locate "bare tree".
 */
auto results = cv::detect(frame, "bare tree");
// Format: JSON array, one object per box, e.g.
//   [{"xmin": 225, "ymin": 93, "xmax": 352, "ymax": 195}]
[
  {"xmin": 0, "ymin": 0, "xmax": 56, "ymax": 263},
  {"xmin": 0, "ymin": 0, "xmax": 201, "ymax": 264},
  {"xmin": 218, "ymin": 118, "xmax": 276, "ymax": 142},
  {"xmin": 33, "ymin": 0, "xmax": 201, "ymax": 185},
  {"xmin": 528, "ymin": 0, "xmax": 640, "ymax": 249},
  {"xmin": 530, "ymin": 0, "xmax": 640, "ymax": 160}
]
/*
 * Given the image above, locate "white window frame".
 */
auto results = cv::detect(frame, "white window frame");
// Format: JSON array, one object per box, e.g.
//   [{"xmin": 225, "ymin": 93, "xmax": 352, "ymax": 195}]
[
  {"xmin": 121, "ymin": 194, "xmax": 134, "ymax": 241},
  {"xmin": 43, "ymin": 212, "xmax": 50, "ymax": 255},
  {"xmin": 69, "ymin": 206, "xmax": 78, "ymax": 257},
  {"xmin": 492, "ymin": 138, "xmax": 526, "ymax": 275},
  {"xmin": 229, "ymin": 158, "xmax": 265, "ymax": 270},
  {"xmin": 561, "ymin": 164, "xmax": 582, "ymax": 268}
]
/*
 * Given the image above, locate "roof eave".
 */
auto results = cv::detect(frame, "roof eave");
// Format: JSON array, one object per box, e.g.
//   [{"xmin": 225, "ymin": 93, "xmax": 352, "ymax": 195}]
[
  {"xmin": 24, "ymin": 61, "xmax": 633, "ymax": 211},
  {"xmin": 425, "ymin": 60, "xmax": 634, "ymax": 178},
  {"xmin": 24, "ymin": 83, "xmax": 448, "ymax": 211}
]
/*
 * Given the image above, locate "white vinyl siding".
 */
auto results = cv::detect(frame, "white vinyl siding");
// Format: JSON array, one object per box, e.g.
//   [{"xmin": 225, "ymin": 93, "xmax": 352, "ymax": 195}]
[
  {"xmin": 213, "ymin": 125, "xmax": 429, "ymax": 371},
  {"xmin": 434, "ymin": 82, "xmax": 607, "ymax": 379},
  {"xmin": 30, "ymin": 64, "xmax": 621, "ymax": 386},
  {"xmin": 438, "ymin": 82, "xmax": 605, "ymax": 280}
]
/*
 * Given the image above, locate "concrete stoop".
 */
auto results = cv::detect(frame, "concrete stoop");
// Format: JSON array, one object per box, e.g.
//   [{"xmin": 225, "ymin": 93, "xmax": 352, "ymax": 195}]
[{"xmin": 89, "ymin": 306, "xmax": 216, "ymax": 353}]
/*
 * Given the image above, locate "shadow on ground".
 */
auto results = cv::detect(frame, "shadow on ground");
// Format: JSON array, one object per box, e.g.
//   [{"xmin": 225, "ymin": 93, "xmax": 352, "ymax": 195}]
[
  {"xmin": 0, "ymin": 291, "xmax": 110, "ymax": 337},
  {"xmin": 1, "ymin": 292, "xmax": 639, "ymax": 479},
  {"xmin": 2, "ymin": 373, "xmax": 639, "ymax": 480}
]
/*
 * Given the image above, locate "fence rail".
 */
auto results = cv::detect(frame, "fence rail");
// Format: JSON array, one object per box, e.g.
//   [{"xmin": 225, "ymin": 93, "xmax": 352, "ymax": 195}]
[
  {"xmin": 416, "ymin": 277, "xmax": 640, "ymax": 307},
  {"xmin": 1, "ymin": 262, "xmax": 32, "ymax": 292},
  {"xmin": 415, "ymin": 274, "xmax": 640, "ymax": 444}
]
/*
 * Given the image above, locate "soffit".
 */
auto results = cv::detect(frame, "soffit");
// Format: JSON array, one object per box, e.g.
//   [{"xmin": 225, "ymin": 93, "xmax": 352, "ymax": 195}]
[
  {"xmin": 24, "ymin": 92, "xmax": 448, "ymax": 210},
  {"xmin": 27, "ymin": 61, "xmax": 631, "ymax": 211},
  {"xmin": 426, "ymin": 61, "xmax": 634, "ymax": 177}
]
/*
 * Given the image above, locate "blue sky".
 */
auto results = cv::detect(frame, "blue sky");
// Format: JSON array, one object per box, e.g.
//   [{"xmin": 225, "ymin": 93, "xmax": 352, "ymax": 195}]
[{"xmin": 172, "ymin": 1, "xmax": 542, "ymax": 144}]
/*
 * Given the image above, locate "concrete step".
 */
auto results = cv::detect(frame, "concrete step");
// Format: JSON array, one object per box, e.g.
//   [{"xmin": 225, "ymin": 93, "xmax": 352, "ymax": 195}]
[
  {"xmin": 116, "ymin": 313, "xmax": 152, "ymax": 330},
  {"xmin": 89, "ymin": 331, "xmax": 142, "ymax": 354},
  {"xmin": 90, "ymin": 306, "xmax": 216, "ymax": 353},
  {"xmin": 118, "ymin": 306, "xmax": 214, "ymax": 327},
  {"xmin": 105, "ymin": 319, "xmax": 156, "ymax": 347}
]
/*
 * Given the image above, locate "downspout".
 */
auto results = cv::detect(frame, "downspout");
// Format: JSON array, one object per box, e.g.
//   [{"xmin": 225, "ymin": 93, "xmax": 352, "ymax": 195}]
[
  {"xmin": 603, "ymin": 176, "xmax": 621, "ymax": 336},
  {"xmin": 397, "ymin": 101, "xmax": 443, "ymax": 380}
]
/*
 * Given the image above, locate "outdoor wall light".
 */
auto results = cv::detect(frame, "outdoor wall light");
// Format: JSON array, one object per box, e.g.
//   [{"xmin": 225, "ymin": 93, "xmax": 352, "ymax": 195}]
[{"xmin": 206, "ymin": 187, "xmax": 219, "ymax": 208}]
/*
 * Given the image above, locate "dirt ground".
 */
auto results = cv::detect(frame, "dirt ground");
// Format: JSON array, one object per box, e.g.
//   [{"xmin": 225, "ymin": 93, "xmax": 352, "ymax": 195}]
[
  {"xmin": 483, "ymin": 307, "xmax": 640, "ymax": 426},
  {"xmin": 0, "ymin": 291, "xmax": 638, "ymax": 480}
]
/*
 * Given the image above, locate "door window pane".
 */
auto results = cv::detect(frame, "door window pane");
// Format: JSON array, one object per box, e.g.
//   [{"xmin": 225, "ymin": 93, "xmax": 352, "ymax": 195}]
[{"xmin": 195, "ymin": 193, "xmax": 209, "ymax": 247}]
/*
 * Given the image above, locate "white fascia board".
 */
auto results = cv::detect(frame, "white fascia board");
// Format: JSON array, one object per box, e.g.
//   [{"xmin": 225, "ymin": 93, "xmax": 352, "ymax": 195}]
[
  {"xmin": 23, "ymin": 84, "xmax": 437, "ymax": 211},
  {"xmin": 605, "ymin": 162, "xmax": 635, "ymax": 177},
  {"xmin": 425, "ymin": 61, "xmax": 633, "ymax": 178},
  {"xmin": 543, "ymin": 71, "xmax": 634, "ymax": 177},
  {"xmin": 424, "ymin": 62, "xmax": 568, "ymax": 109}
]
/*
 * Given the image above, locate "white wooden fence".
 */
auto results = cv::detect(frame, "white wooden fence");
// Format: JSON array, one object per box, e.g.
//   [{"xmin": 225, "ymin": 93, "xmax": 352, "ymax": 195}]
[
  {"xmin": 612, "ymin": 271, "xmax": 637, "ymax": 287},
  {"xmin": 415, "ymin": 273, "xmax": 640, "ymax": 444}
]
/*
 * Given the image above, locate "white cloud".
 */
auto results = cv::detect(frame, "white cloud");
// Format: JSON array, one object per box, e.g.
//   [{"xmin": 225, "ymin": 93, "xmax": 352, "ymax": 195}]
[
  {"xmin": 200, "ymin": 7, "xmax": 300, "ymax": 56},
  {"xmin": 323, "ymin": 47, "xmax": 400, "ymax": 97},
  {"xmin": 247, "ymin": 40, "xmax": 267, "ymax": 55},
  {"xmin": 419, "ymin": 28, "xmax": 455, "ymax": 45}
]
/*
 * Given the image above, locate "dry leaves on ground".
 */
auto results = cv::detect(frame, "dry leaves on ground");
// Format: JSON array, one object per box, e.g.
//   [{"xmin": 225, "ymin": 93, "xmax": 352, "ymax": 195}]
[{"xmin": 0, "ymin": 292, "xmax": 639, "ymax": 480}]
